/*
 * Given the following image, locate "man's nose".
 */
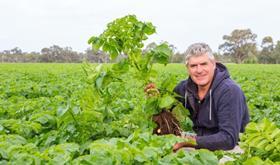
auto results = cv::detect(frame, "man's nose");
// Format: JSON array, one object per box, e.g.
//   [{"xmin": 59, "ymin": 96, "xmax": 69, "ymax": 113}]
[{"xmin": 196, "ymin": 65, "xmax": 203, "ymax": 72}]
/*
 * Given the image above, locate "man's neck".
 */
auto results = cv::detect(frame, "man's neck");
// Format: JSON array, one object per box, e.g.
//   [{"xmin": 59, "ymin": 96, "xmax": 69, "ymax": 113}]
[{"xmin": 198, "ymin": 84, "xmax": 211, "ymax": 100}]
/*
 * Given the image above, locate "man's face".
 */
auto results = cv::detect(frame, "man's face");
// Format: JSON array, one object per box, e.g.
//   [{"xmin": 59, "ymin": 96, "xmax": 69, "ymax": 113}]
[{"xmin": 187, "ymin": 54, "xmax": 216, "ymax": 88}]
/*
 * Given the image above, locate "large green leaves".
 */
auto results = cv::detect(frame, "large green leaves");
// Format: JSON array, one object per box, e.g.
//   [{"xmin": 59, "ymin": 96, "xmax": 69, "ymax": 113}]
[
  {"xmin": 159, "ymin": 95, "xmax": 176, "ymax": 109},
  {"xmin": 239, "ymin": 119, "xmax": 280, "ymax": 163},
  {"xmin": 88, "ymin": 15, "xmax": 156, "ymax": 61}
]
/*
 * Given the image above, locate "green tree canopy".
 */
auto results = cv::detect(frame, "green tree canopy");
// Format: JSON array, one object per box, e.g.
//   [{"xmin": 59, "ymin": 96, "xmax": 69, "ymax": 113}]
[
  {"xmin": 219, "ymin": 28, "xmax": 257, "ymax": 63},
  {"xmin": 259, "ymin": 36, "xmax": 274, "ymax": 63},
  {"xmin": 272, "ymin": 41, "xmax": 280, "ymax": 64}
]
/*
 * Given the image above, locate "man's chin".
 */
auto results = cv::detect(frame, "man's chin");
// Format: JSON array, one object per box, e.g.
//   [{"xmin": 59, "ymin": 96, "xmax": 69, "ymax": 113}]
[{"xmin": 196, "ymin": 82, "xmax": 208, "ymax": 87}]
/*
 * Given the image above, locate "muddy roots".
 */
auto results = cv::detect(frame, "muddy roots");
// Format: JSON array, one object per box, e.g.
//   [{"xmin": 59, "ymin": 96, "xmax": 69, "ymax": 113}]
[{"xmin": 152, "ymin": 110, "xmax": 182, "ymax": 136}]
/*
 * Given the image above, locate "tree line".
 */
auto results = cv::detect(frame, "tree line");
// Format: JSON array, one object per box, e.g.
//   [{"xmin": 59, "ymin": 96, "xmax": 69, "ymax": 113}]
[
  {"xmin": 0, "ymin": 46, "xmax": 110, "ymax": 63},
  {"xmin": 1, "ymin": 28, "xmax": 280, "ymax": 64}
]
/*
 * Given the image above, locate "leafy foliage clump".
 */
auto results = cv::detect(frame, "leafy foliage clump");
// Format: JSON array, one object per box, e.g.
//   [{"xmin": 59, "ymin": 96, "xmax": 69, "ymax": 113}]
[{"xmin": 240, "ymin": 119, "xmax": 280, "ymax": 162}]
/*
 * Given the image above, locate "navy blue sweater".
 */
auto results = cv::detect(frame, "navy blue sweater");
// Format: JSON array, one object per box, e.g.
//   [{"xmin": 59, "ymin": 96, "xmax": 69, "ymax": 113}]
[{"xmin": 174, "ymin": 63, "xmax": 249, "ymax": 151}]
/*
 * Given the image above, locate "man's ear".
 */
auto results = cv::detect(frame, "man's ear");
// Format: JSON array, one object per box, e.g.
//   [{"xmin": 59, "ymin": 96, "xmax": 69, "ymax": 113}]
[{"xmin": 211, "ymin": 59, "xmax": 216, "ymax": 69}]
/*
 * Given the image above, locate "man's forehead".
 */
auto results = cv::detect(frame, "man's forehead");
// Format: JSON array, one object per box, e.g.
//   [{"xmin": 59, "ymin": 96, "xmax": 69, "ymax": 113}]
[{"xmin": 187, "ymin": 55, "xmax": 211, "ymax": 64}]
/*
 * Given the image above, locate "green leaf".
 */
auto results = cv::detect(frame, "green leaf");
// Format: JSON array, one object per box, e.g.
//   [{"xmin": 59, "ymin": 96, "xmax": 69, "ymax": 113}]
[
  {"xmin": 195, "ymin": 149, "xmax": 219, "ymax": 165},
  {"xmin": 264, "ymin": 144, "xmax": 275, "ymax": 151},
  {"xmin": 57, "ymin": 106, "xmax": 69, "ymax": 117},
  {"xmin": 151, "ymin": 43, "xmax": 172, "ymax": 65},
  {"xmin": 88, "ymin": 36, "xmax": 98, "ymax": 44},
  {"xmin": 159, "ymin": 95, "xmax": 175, "ymax": 109},
  {"xmin": 270, "ymin": 129, "xmax": 280, "ymax": 139},
  {"xmin": 243, "ymin": 157, "xmax": 265, "ymax": 165},
  {"xmin": 112, "ymin": 58, "xmax": 129, "ymax": 74},
  {"xmin": 109, "ymin": 46, "xmax": 120, "ymax": 60},
  {"xmin": 0, "ymin": 124, "xmax": 3, "ymax": 132},
  {"xmin": 143, "ymin": 22, "xmax": 156, "ymax": 35},
  {"xmin": 159, "ymin": 74, "xmax": 177, "ymax": 92}
]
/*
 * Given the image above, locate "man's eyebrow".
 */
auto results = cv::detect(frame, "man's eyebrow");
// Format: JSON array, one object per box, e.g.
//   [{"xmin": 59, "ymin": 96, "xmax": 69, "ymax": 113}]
[
  {"xmin": 189, "ymin": 64, "xmax": 198, "ymax": 67},
  {"xmin": 189, "ymin": 62, "xmax": 208, "ymax": 66},
  {"xmin": 200, "ymin": 62, "xmax": 208, "ymax": 65}
]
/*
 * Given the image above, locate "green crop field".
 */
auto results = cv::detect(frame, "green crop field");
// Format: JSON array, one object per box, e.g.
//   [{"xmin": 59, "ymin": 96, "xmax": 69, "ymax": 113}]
[{"xmin": 0, "ymin": 63, "xmax": 279, "ymax": 164}]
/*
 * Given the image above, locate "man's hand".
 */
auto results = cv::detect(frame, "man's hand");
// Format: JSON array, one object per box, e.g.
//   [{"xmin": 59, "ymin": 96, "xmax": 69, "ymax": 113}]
[
  {"xmin": 144, "ymin": 83, "xmax": 160, "ymax": 97},
  {"xmin": 173, "ymin": 136, "xmax": 197, "ymax": 152}
]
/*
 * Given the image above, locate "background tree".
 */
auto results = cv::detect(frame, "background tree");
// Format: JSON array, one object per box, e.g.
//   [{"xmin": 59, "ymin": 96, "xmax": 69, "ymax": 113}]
[
  {"xmin": 40, "ymin": 45, "xmax": 81, "ymax": 62},
  {"xmin": 61, "ymin": 46, "xmax": 81, "ymax": 62},
  {"xmin": 40, "ymin": 45, "xmax": 60, "ymax": 62},
  {"xmin": 84, "ymin": 47, "xmax": 109, "ymax": 63},
  {"xmin": 10, "ymin": 47, "xmax": 23, "ymax": 55},
  {"xmin": 259, "ymin": 36, "xmax": 274, "ymax": 63},
  {"xmin": 244, "ymin": 51, "xmax": 258, "ymax": 64},
  {"xmin": 213, "ymin": 52, "xmax": 232, "ymax": 63},
  {"xmin": 170, "ymin": 52, "xmax": 185, "ymax": 63},
  {"xmin": 219, "ymin": 28, "xmax": 257, "ymax": 63},
  {"xmin": 272, "ymin": 41, "xmax": 280, "ymax": 64}
]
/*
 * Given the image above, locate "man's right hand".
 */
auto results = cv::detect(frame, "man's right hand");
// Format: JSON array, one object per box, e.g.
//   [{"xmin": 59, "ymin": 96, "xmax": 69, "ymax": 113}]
[
  {"xmin": 173, "ymin": 141, "xmax": 196, "ymax": 152},
  {"xmin": 173, "ymin": 136, "xmax": 197, "ymax": 152}
]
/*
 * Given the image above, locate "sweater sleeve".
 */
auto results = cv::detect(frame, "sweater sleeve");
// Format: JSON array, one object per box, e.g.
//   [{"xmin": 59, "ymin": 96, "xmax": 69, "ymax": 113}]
[{"xmin": 195, "ymin": 85, "xmax": 245, "ymax": 151}]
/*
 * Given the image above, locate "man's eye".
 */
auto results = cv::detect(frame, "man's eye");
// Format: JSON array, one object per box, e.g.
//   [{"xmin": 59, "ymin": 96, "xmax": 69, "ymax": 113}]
[{"xmin": 190, "ymin": 65, "xmax": 196, "ymax": 68}]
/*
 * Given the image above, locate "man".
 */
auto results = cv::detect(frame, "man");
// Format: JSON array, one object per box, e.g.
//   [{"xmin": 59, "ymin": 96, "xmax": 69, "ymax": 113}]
[{"xmin": 173, "ymin": 43, "xmax": 249, "ymax": 151}]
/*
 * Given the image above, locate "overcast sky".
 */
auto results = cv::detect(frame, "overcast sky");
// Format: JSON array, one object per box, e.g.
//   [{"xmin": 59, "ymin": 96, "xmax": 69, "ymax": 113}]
[{"xmin": 0, "ymin": 0, "xmax": 279, "ymax": 53}]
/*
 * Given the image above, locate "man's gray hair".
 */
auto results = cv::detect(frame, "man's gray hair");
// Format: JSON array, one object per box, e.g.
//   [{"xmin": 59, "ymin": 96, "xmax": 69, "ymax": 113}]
[{"xmin": 185, "ymin": 43, "xmax": 215, "ymax": 65}]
